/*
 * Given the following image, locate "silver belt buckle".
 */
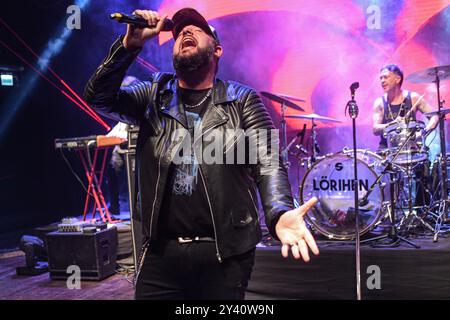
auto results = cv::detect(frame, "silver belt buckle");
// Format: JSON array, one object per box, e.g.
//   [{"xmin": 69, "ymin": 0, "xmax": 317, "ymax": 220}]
[{"xmin": 178, "ymin": 237, "xmax": 195, "ymax": 243}]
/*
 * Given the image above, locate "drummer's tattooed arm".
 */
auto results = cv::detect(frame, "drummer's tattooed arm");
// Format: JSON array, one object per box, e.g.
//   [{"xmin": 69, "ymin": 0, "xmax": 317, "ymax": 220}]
[
  {"xmin": 372, "ymin": 97, "xmax": 388, "ymax": 136},
  {"xmin": 412, "ymin": 92, "xmax": 439, "ymax": 133}
]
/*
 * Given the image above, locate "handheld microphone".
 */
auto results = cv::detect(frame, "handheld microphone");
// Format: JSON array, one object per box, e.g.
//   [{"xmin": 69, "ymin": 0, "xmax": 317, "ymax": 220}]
[
  {"xmin": 110, "ymin": 13, "xmax": 174, "ymax": 31},
  {"xmin": 346, "ymin": 82, "xmax": 360, "ymax": 118},
  {"xmin": 350, "ymin": 82, "xmax": 359, "ymax": 101},
  {"xmin": 350, "ymin": 82, "xmax": 359, "ymax": 93}
]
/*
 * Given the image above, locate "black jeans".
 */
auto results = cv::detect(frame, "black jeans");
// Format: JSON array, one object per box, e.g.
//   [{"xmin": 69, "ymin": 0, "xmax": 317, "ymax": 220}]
[{"xmin": 135, "ymin": 240, "xmax": 255, "ymax": 300}]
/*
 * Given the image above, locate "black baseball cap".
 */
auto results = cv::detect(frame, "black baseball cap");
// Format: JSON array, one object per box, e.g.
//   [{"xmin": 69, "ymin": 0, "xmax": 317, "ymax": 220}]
[{"xmin": 172, "ymin": 8, "xmax": 220, "ymax": 43}]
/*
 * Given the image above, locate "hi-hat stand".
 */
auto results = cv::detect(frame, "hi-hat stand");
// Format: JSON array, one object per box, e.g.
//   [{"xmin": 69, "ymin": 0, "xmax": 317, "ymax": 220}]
[{"xmin": 360, "ymin": 127, "xmax": 421, "ymax": 248}]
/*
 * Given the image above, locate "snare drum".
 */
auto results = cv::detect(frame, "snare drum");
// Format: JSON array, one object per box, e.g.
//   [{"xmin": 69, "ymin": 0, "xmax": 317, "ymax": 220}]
[
  {"xmin": 299, "ymin": 149, "xmax": 386, "ymax": 240},
  {"xmin": 384, "ymin": 120, "xmax": 428, "ymax": 165}
]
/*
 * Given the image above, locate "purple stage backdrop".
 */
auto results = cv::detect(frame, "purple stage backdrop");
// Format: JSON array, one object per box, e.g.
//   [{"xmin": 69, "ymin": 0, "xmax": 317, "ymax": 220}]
[
  {"xmin": 80, "ymin": 0, "xmax": 450, "ymax": 197},
  {"xmin": 85, "ymin": 0, "xmax": 450, "ymax": 149}
]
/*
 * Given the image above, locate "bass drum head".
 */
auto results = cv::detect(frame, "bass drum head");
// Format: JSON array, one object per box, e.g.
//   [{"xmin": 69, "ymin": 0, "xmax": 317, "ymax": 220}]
[{"xmin": 300, "ymin": 150, "xmax": 385, "ymax": 240}]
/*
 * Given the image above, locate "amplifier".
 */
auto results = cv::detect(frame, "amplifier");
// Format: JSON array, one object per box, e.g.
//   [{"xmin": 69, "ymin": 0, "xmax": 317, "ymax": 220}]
[
  {"xmin": 46, "ymin": 226, "xmax": 118, "ymax": 280},
  {"xmin": 125, "ymin": 127, "xmax": 143, "ymax": 271}
]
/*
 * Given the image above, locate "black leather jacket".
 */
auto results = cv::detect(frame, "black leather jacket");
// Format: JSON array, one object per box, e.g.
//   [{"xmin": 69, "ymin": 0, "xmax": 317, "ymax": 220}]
[{"xmin": 84, "ymin": 38, "xmax": 294, "ymax": 260}]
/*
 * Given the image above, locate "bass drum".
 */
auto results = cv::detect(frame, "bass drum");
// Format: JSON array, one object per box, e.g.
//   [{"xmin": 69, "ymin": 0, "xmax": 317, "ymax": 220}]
[{"xmin": 300, "ymin": 149, "xmax": 386, "ymax": 240}]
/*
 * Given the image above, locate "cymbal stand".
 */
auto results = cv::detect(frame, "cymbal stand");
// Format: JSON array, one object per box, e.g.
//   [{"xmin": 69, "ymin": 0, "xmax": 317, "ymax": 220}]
[
  {"xmin": 435, "ymin": 71, "xmax": 449, "ymax": 223},
  {"xmin": 310, "ymin": 118, "xmax": 320, "ymax": 162},
  {"xmin": 432, "ymin": 192, "xmax": 447, "ymax": 241},
  {"xmin": 426, "ymin": 152, "xmax": 449, "ymax": 241},
  {"xmin": 280, "ymin": 101, "xmax": 290, "ymax": 169}
]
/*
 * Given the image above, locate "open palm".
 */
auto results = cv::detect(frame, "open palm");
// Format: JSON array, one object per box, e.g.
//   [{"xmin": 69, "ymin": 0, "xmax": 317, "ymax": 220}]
[{"xmin": 275, "ymin": 197, "xmax": 319, "ymax": 262}]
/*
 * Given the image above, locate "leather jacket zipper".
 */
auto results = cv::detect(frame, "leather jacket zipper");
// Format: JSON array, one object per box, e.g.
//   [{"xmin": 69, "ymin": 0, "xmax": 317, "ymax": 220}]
[
  {"xmin": 192, "ymin": 106, "xmax": 228, "ymax": 146},
  {"xmin": 149, "ymin": 152, "xmax": 164, "ymax": 239},
  {"xmin": 134, "ymin": 239, "xmax": 150, "ymax": 286},
  {"xmin": 95, "ymin": 46, "xmax": 121, "ymax": 76},
  {"xmin": 193, "ymin": 111, "xmax": 227, "ymax": 262},
  {"xmin": 199, "ymin": 167, "xmax": 222, "ymax": 262}
]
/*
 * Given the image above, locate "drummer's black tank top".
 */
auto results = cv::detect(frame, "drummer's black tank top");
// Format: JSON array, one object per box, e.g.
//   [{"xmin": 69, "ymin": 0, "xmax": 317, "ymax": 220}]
[{"xmin": 379, "ymin": 91, "xmax": 414, "ymax": 149}]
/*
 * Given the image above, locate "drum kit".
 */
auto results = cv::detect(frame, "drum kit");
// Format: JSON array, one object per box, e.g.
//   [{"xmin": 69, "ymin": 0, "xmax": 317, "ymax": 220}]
[{"xmin": 261, "ymin": 65, "xmax": 450, "ymax": 244}]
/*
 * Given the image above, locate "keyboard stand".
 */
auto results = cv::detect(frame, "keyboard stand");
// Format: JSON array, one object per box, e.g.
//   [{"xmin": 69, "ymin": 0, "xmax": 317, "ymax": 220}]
[{"xmin": 77, "ymin": 144, "xmax": 117, "ymax": 223}]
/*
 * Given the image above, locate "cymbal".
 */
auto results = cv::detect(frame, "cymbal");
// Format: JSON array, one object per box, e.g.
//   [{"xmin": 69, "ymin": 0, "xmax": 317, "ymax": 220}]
[
  {"xmin": 285, "ymin": 113, "xmax": 342, "ymax": 123},
  {"xmin": 406, "ymin": 65, "xmax": 450, "ymax": 84},
  {"xmin": 260, "ymin": 91, "xmax": 305, "ymax": 112},
  {"xmin": 424, "ymin": 108, "xmax": 450, "ymax": 117},
  {"xmin": 277, "ymin": 93, "xmax": 306, "ymax": 102}
]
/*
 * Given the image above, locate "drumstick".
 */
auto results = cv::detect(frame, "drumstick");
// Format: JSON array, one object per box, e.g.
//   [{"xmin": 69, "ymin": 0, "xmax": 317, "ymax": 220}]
[{"xmin": 403, "ymin": 93, "xmax": 425, "ymax": 120}]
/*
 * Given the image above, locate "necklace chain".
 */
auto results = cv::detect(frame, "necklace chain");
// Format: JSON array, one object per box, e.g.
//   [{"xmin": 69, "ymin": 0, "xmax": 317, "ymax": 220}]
[
  {"xmin": 387, "ymin": 91, "xmax": 408, "ymax": 120},
  {"xmin": 387, "ymin": 101, "xmax": 405, "ymax": 121},
  {"xmin": 184, "ymin": 88, "xmax": 213, "ymax": 109}
]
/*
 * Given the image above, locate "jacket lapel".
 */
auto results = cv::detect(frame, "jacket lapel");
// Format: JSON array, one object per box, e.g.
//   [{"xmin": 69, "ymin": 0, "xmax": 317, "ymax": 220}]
[
  {"xmin": 201, "ymin": 79, "xmax": 235, "ymax": 131},
  {"xmin": 159, "ymin": 79, "xmax": 188, "ymax": 129}
]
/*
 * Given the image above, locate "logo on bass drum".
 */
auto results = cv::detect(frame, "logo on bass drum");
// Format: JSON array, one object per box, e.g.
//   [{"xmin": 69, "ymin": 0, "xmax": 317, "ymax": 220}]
[
  {"xmin": 335, "ymin": 162, "xmax": 344, "ymax": 171},
  {"xmin": 313, "ymin": 176, "xmax": 369, "ymax": 192}
]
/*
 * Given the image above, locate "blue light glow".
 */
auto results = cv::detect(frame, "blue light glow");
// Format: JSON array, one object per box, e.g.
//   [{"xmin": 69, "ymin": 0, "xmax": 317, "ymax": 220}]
[{"xmin": 0, "ymin": 0, "xmax": 91, "ymax": 143}]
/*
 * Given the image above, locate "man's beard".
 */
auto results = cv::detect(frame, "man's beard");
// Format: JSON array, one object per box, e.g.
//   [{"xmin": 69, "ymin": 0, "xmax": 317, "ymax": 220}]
[{"xmin": 173, "ymin": 45, "xmax": 215, "ymax": 74}]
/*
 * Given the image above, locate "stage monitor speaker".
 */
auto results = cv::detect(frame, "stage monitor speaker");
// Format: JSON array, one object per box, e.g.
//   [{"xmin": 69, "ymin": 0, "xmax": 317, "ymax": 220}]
[{"xmin": 46, "ymin": 227, "xmax": 118, "ymax": 280}]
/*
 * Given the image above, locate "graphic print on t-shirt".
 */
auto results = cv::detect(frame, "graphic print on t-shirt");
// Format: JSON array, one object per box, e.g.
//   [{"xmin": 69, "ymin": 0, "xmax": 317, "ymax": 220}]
[{"xmin": 172, "ymin": 110, "xmax": 202, "ymax": 196}]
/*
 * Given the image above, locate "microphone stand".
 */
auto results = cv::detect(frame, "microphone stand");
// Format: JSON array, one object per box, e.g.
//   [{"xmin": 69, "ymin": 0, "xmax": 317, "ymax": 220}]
[{"xmin": 345, "ymin": 83, "xmax": 361, "ymax": 300}]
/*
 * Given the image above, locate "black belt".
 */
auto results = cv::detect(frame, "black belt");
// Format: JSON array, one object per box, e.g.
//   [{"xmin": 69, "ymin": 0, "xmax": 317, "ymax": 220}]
[{"xmin": 177, "ymin": 236, "xmax": 215, "ymax": 243}]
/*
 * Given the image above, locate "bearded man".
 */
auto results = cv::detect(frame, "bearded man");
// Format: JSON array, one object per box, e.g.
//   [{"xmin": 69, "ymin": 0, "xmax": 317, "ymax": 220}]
[{"xmin": 85, "ymin": 8, "xmax": 319, "ymax": 300}]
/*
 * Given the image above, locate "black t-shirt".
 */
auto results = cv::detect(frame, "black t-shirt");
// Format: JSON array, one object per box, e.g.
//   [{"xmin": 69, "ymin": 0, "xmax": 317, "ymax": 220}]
[{"xmin": 158, "ymin": 87, "xmax": 214, "ymax": 239}]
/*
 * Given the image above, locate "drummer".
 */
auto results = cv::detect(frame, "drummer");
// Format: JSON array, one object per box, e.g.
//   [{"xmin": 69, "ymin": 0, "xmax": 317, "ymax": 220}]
[{"xmin": 372, "ymin": 64, "xmax": 439, "ymax": 150}]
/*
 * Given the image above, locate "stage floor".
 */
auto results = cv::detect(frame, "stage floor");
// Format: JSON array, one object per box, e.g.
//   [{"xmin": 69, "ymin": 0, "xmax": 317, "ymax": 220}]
[
  {"xmin": 0, "ymin": 251, "xmax": 134, "ymax": 300},
  {"xmin": 247, "ymin": 235, "xmax": 450, "ymax": 300},
  {"xmin": 1, "ymin": 235, "xmax": 450, "ymax": 300}
]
